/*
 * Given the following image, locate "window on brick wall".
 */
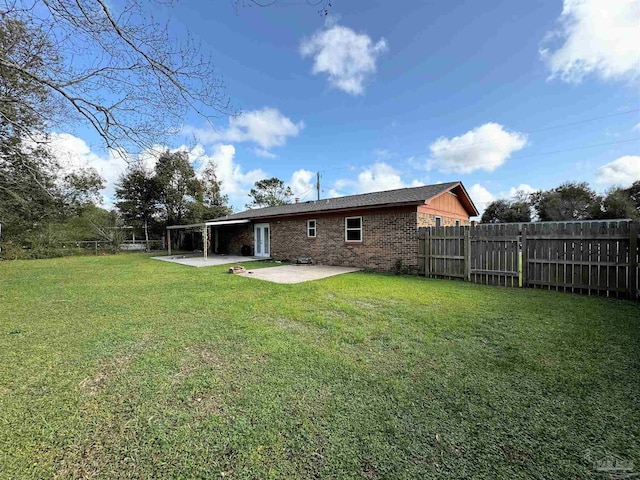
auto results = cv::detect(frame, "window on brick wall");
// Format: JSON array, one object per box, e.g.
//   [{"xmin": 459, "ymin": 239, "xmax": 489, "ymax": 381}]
[
  {"xmin": 307, "ymin": 219, "xmax": 316, "ymax": 238},
  {"xmin": 345, "ymin": 216, "xmax": 362, "ymax": 242},
  {"xmin": 435, "ymin": 216, "xmax": 442, "ymax": 228}
]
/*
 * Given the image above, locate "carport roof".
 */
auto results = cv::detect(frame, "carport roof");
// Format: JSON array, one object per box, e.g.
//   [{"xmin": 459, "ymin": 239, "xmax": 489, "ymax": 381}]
[
  {"xmin": 166, "ymin": 219, "xmax": 250, "ymax": 230},
  {"xmin": 207, "ymin": 181, "xmax": 478, "ymax": 222}
]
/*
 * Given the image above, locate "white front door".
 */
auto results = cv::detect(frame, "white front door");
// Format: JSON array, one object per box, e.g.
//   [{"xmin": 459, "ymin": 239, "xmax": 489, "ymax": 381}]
[{"xmin": 254, "ymin": 223, "xmax": 270, "ymax": 258}]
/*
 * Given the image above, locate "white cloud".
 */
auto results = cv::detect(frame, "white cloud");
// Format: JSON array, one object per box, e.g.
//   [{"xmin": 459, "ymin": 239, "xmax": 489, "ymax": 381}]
[
  {"xmin": 428, "ymin": 123, "xmax": 527, "ymax": 173},
  {"xmin": 45, "ymin": 133, "xmax": 270, "ymax": 210},
  {"xmin": 595, "ymin": 155, "xmax": 640, "ymax": 186},
  {"xmin": 254, "ymin": 148, "xmax": 277, "ymax": 159},
  {"xmin": 290, "ymin": 169, "xmax": 315, "ymax": 198},
  {"xmin": 47, "ymin": 133, "xmax": 128, "ymax": 204},
  {"xmin": 300, "ymin": 24, "xmax": 387, "ymax": 95},
  {"xmin": 332, "ymin": 162, "xmax": 423, "ymax": 196},
  {"xmin": 501, "ymin": 183, "xmax": 537, "ymax": 199},
  {"xmin": 190, "ymin": 144, "xmax": 266, "ymax": 205},
  {"xmin": 468, "ymin": 184, "xmax": 496, "ymax": 218},
  {"xmin": 540, "ymin": 0, "xmax": 640, "ymax": 83},
  {"xmin": 632, "ymin": 123, "xmax": 640, "ymax": 132},
  {"xmin": 187, "ymin": 107, "xmax": 303, "ymax": 153},
  {"xmin": 468, "ymin": 183, "xmax": 541, "ymax": 219}
]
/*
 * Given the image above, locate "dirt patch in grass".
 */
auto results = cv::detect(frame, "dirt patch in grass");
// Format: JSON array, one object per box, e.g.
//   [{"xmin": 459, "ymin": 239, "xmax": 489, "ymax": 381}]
[
  {"xmin": 501, "ymin": 444, "xmax": 535, "ymax": 467},
  {"xmin": 173, "ymin": 344, "xmax": 226, "ymax": 380},
  {"xmin": 78, "ymin": 353, "xmax": 133, "ymax": 396},
  {"xmin": 273, "ymin": 316, "xmax": 313, "ymax": 333},
  {"xmin": 355, "ymin": 300, "xmax": 381, "ymax": 309},
  {"xmin": 361, "ymin": 462, "xmax": 380, "ymax": 479},
  {"xmin": 170, "ymin": 345, "xmax": 233, "ymax": 421},
  {"xmin": 78, "ymin": 336, "xmax": 154, "ymax": 396}
]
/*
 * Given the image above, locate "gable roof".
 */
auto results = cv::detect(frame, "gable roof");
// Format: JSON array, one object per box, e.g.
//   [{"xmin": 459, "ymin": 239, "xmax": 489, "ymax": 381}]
[{"xmin": 211, "ymin": 181, "xmax": 478, "ymax": 222}]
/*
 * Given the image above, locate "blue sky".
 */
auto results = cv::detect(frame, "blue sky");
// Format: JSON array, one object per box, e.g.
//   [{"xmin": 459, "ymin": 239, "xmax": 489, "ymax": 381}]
[{"xmin": 51, "ymin": 0, "xmax": 640, "ymax": 215}]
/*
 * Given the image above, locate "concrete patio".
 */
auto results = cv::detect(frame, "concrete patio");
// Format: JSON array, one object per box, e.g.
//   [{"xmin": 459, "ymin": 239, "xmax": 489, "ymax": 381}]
[
  {"xmin": 237, "ymin": 264, "xmax": 361, "ymax": 284},
  {"xmin": 152, "ymin": 254, "xmax": 263, "ymax": 268}
]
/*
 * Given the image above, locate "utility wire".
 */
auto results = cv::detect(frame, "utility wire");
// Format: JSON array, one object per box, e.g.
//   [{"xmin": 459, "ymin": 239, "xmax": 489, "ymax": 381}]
[
  {"xmin": 498, "ymin": 138, "xmax": 639, "ymax": 162},
  {"xmin": 318, "ymin": 109, "xmax": 640, "ymax": 174},
  {"xmin": 329, "ymin": 137, "xmax": 637, "ymax": 198},
  {"xmin": 525, "ymin": 109, "xmax": 639, "ymax": 134},
  {"xmin": 293, "ymin": 184, "xmax": 315, "ymax": 199},
  {"xmin": 321, "ymin": 137, "xmax": 639, "ymax": 175}
]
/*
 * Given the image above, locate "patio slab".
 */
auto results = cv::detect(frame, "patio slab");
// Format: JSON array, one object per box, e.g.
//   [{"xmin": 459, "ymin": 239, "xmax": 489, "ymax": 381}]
[
  {"xmin": 152, "ymin": 254, "xmax": 263, "ymax": 268},
  {"xmin": 237, "ymin": 264, "xmax": 361, "ymax": 284}
]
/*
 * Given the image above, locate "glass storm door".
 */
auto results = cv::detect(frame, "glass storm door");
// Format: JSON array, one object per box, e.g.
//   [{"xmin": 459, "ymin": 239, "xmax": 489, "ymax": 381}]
[{"xmin": 254, "ymin": 223, "xmax": 270, "ymax": 257}]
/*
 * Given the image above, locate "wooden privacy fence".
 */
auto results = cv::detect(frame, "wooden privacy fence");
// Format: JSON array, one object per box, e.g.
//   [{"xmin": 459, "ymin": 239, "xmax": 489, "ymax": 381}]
[{"xmin": 418, "ymin": 220, "xmax": 639, "ymax": 300}]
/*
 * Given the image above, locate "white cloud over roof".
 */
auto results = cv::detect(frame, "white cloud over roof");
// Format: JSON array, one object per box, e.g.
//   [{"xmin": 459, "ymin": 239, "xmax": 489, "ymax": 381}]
[{"xmin": 300, "ymin": 24, "xmax": 387, "ymax": 95}]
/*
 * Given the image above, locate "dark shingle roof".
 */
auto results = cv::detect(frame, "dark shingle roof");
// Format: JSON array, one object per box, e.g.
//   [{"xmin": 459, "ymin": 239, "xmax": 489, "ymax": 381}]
[{"xmin": 211, "ymin": 181, "xmax": 465, "ymax": 222}]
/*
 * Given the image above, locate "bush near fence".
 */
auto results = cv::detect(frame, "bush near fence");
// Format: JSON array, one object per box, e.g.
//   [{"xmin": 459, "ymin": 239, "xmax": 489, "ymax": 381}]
[
  {"xmin": 0, "ymin": 240, "xmax": 164, "ymax": 260},
  {"xmin": 418, "ymin": 220, "xmax": 639, "ymax": 300}
]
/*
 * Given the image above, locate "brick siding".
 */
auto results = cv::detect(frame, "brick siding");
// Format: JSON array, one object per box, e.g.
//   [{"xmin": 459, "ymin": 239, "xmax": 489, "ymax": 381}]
[
  {"xmin": 268, "ymin": 210, "xmax": 419, "ymax": 272},
  {"xmin": 216, "ymin": 224, "xmax": 253, "ymax": 255},
  {"xmin": 417, "ymin": 212, "xmax": 469, "ymax": 228},
  {"xmin": 216, "ymin": 206, "xmax": 471, "ymax": 272}
]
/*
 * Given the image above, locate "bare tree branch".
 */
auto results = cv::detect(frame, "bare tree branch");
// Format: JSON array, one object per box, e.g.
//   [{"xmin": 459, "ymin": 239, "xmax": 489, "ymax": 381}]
[{"xmin": 1, "ymin": 0, "xmax": 234, "ymax": 155}]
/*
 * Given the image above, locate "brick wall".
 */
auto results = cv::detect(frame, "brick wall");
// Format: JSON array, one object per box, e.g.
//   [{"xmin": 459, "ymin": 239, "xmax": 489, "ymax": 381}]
[
  {"xmin": 417, "ymin": 212, "xmax": 470, "ymax": 228},
  {"xmin": 216, "ymin": 224, "xmax": 253, "ymax": 255},
  {"xmin": 268, "ymin": 209, "xmax": 419, "ymax": 272}
]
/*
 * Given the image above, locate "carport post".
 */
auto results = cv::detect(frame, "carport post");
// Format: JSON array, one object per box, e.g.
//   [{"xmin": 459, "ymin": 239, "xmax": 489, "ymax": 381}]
[
  {"xmin": 167, "ymin": 228, "xmax": 171, "ymax": 255},
  {"xmin": 202, "ymin": 226, "xmax": 208, "ymax": 260}
]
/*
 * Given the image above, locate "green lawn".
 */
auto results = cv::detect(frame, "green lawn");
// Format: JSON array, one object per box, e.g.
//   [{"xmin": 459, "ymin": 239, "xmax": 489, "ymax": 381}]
[{"xmin": 0, "ymin": 254, "xmax": 638, "ymax": 479}]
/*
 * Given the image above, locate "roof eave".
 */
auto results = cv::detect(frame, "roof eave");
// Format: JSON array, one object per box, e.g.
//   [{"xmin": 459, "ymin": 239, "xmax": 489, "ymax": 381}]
[
  {"xmin": 220, "ymin": 200, "xmax": 427, "ymax": 222},
  {"xmin": 423, "ymin": 182, "xmax": 479, "ymax": 217}
]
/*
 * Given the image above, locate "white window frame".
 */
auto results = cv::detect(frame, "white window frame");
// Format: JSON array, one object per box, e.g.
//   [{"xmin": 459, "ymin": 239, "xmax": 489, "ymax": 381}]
[
  {"xmin": 345, "ymin": 216, "xmax": 363, "ymax": 242},
  {"xmin": 307, "ymin": 219, "xmax": 317, "ymax": 238},
  {"xmin": 435, "ymin": 216, "xmax": 442, "ymax": 228},
  {"xmin": 455, "ymin": 219, "xmax": 461, "ymax": 227}
]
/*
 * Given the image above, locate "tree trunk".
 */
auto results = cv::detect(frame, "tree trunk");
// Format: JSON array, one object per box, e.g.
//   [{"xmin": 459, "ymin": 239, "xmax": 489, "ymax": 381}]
[{"xmin": 144, "ymin": 219, "xmax": 149, "ymax": 252}]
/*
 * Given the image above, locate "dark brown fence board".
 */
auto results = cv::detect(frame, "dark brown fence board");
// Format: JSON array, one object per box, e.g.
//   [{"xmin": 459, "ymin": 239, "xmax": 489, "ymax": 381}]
[{"xmin": 418, "ymin": 220, "xmax": 639, "ymax": 300}]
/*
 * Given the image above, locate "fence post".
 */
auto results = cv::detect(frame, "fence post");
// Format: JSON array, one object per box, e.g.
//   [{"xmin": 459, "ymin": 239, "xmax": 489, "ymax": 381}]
[
  {"xmin": 520, "ymin": 225, "xmax": 527, "ymax": 288},
  {"xmin": 630, "ymin": 222, "xmax": 638, "ymax": 300},
  {"xmin": 425, "ymin": 228, "xmax": 430, "ymax": 277},
  {"xmin": 464, "ymin": 227, "xmax": 471, "ymax": 281},
  {"xmin": 94, "ymin": 241, "xmax": 98, "ymax": 255}
]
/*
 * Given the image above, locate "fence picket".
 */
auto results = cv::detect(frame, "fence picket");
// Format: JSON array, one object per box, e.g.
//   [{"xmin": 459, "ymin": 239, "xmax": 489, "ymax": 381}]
[{"xmin": 418, "ymin": 220, "xmax": 639, "ymax": 300}]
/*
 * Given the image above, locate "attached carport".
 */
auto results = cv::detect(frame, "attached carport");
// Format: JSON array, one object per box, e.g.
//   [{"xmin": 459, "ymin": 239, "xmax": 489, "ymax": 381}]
[{"xmin": 166, "ymin": 219, "xmax": 251, "ymax": 259}]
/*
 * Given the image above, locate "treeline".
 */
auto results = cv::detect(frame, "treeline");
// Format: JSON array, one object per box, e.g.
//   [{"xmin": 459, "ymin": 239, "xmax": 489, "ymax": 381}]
[
  {"xmin": 114, "ymin": 150, "xmax": 232, "ymax": 248},
  {"xmin": 0, "ymin": 148, "xmax": 232, "ymax": 257},
  {"xmin": 481, "ymin": 181, "xmax": 640, "ymax": 223}
]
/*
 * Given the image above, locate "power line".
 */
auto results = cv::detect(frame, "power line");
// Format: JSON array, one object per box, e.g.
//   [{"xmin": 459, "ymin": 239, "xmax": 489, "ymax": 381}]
[
  {"xmin": 525, "ymin": 109, "xmax": 639, "ymax": 134},
  {"xmin": 424, "ymin": 109, "xmax": 640, "ymax": 155},
  {"xmin": 321, "ymin": 137, "xmax": 639, "ymax": 176},
  {"xmin": 318, "ymin": 109, "xmax": 640, "ymax": 174},
  {"xmin": 500, "ymin": 137, "xmax": 639, "ymax": 162},
  {"xmin": 293, "ymin": 184, "xmax": 315, "ymax": 198}
]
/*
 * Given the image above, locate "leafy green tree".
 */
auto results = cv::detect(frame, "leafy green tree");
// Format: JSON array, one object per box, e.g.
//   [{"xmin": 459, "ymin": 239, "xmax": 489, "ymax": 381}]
[
  {"xmin": 154, "ymin": 151, "xmax": 199, "ymax": 225},
  {"xmin": 0, "ymin": 19, "xmax": 62, "ymax": 242},
  {"xmin": 530, "ymin": 182, "xmax": 601, "ymax": 221},
  {"xmin": 115, "ymin": 167, "xmax": 160, "ymax": 249},
  {"xmin": 0, "ymin": 146, "xmax": 61, "ymax": 242},
  {"xmin": 246, "ymin": 177, "xmax": 293, "ymax": 209},
  {"xmin": 61, "ymin": 168, "xmax": 105, "ymax": 213},
  {"xmin": 625, "ymin": 181, "xmax": 640, "ymax": 217},
  {"xmin": 481, "ymin": 199, "xmax": 531, "ymax": 223},
  {"xmin": 593, "ymin": 187, "xmax": 639, "ymax": 220},
  {"xmin": 85, "ymin": 207, "xmax": 127, "ymax": 252},
  {"xmin": 199, "ymin": 160, "xmax": 232, "ymax": 220}
]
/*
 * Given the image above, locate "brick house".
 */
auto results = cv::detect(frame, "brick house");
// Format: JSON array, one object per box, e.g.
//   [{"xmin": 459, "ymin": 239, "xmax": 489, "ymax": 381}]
[{"xmin": 167, "ymin": 182, "xmax": 478, "ymax": 272}]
